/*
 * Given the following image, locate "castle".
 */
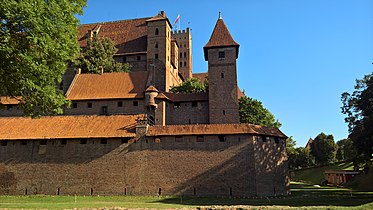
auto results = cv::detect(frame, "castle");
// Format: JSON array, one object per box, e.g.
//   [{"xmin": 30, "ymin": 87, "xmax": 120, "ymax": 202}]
[{"xmin": 0, "ymin": 11, "xmax": 289, "ymax": 197}]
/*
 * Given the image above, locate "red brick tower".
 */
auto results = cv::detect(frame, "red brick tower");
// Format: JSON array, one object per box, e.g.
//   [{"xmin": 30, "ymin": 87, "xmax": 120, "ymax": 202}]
[{"xmin": 204, "ymin": 15, "xmax": 240, "ymax": 124}]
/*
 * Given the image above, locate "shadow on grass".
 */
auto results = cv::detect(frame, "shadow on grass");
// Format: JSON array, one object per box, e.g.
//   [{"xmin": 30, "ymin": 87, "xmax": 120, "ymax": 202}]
[{"xmin": 157, "ymin": 182, "xmax": 373, "ymax": 207}]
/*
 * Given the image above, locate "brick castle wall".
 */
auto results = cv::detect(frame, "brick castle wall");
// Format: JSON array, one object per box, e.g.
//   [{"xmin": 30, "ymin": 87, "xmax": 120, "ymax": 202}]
[{"xmin": 0, "ymin": 135, "xmax": 288, "ymax": 196}]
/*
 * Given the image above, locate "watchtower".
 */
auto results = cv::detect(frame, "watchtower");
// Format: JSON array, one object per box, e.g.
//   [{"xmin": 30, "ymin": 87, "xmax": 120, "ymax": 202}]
[
  {"xmin": 172, "ymin": 28, "xmax": 193, "ymax": 79},
  {"xmin": 204, "ymin": 15, "xmax": 240, "ymax": 124}
]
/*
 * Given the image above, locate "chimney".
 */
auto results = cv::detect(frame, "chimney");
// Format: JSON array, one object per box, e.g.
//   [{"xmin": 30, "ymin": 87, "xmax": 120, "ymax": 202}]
[{"xmin": 160, "ymin": 11, "xmax": 165, "ymax": 17}]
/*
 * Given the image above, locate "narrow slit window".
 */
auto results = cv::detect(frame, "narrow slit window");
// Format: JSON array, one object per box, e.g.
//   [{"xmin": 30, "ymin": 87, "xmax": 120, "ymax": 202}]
[
  {"xmin": 221, "ymin": 72, "xmax": 224, "ymax": 78},
  {"xmin": 155, "ymin": 28, "xmax": 159, "ymax": 35}
]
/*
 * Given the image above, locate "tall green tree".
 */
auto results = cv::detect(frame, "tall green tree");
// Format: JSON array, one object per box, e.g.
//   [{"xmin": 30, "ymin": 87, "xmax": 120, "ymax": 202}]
[
  {"xmin": 341, "ymin": 73, "xmax": 373, "ymax": 170},
  {"xmin": 336, "ymin": 138, "xmax": 357, "ymax": 161},
  {"xmin": 310, "ymin": 132, "xmax": 337, "ymax": 165},
  {"xmin": 74, "ymin": 35, "xmax": 131, "ymax": 74},
  {"xmin": 170, "ymin": 77, "xmax": 208, "ymax": 93},
  {"xmin": 239, "ymin": 96, "xmax": 282, "ymax": 128},
  {"xmin": 0, "ymin": 0, "xmax": 86, "ymax": 117}
]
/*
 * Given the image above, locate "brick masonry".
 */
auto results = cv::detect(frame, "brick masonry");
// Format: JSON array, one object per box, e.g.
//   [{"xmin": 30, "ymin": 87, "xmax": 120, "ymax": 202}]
[{"xmin": 0, "ymin": 135, "xmax": 288, "ymax": 196}]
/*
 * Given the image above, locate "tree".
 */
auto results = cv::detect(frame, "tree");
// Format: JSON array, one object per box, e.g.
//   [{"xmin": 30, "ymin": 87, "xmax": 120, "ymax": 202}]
[
  {"xmin": 341, "ymin": 73, "xmax": 373, "ymax": 170},
  {"xmin": 286, "ymin": 136, "xmax": 315, "ymax": 169},
  {"xmin": 170, "ymin": 77, "xmax": 208, "ymax": 93},
  {"xmin": 74, "ymin": 35, "xmax": 131, "ymax": 74},
  {"xmin": 336, "ymin": 138, "xmax": 357, "ymax": 161},
  {"xmin": 310, "ymin": 132, "xmax": 337, "ymax": 165},
  {"xmin": 0, "ymin": 0, "xmax": 86, "ymax": 117},
  {"xmin": 239, "ymin": 96, "xmax": 281, "ymax": 128}
]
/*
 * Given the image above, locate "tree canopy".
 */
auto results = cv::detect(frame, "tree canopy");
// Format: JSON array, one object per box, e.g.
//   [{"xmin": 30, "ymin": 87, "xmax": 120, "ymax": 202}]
[
  {"xmin": 170, "ymin": 77, "xmax": 208, "ymax": 93},
  {"xmin": 74, "ymin": 35, "xmax": 131, "ymax": 74},
  {"xmin": 310, "ymin": 132, "xmax": 337, "ymax": 165},
  {"xmin": 0, "ymin": 0, "xmax": 86, "ymax": 116},
  {"xmin": 341, "ymin": 73, "xmax": 373, "ymax": 168},
  {"xmin": 239, "ymin": 96, "xmax": 282, "ymax": 128}
]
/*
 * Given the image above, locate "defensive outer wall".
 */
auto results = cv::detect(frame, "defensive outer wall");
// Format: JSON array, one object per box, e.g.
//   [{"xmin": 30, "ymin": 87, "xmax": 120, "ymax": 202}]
[{"xmin": 0, "ymin": 132, "xmax": 288, "ymax": 197}]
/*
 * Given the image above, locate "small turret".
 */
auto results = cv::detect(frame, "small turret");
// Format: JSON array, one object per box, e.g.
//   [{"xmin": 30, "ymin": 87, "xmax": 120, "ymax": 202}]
[{"xmin": 145, "ymin": 85, "xmax": 159, "ymax": 108}]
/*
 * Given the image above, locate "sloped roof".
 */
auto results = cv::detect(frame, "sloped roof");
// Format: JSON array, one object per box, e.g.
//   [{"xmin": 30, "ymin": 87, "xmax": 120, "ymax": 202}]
[
  {"xmin": 0, "ymin": 114, "xmax": 143, "ymax": 140},
  {"xmin": 203, "ymin": 18, "xmax": 239, "ymax": 60},
  {"xmin": 66, "ymin": 71, "xmax": 149, "ymax": 100},
  {"xmin": 0, "ymin": 96, "xmax": 21, "ymax": 105},
  {"xmin": 162, "ymin": 92, "xmax": 209, "ymax": 102},
  {"xmin": 78, "ymin": 17, "xmax": 149, "ymax": 55},
  {"xmin": 147, "ymin": 124, "xmax": 287, "ymax": 138},
  {"xmin": 193, "ymin": 73, "xmax": 208, "ymax": 82}
]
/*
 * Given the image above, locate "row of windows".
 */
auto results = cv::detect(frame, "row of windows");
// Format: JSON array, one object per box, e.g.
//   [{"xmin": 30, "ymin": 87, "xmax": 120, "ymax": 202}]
[
  {"xmin": 0, "ymin": 138, "xmax": 130, "ymax": 146},
  {"xmin": 122, "ymin": 56, "xmax": 141, "ymax": 63},
  {"xmin": 179, "ymin": 61, "xmax": 188, "ymax": 68},
  {"xmin": 255, "ymin": 136, "xmax": 281, "ymax": 144},
  {"xmin": 180, "ymin": 52, "xmax": 187, "ymax": 58},
  {"xmin": 72, "ymin": 101, "xmax": 138, "ymax": 109}
]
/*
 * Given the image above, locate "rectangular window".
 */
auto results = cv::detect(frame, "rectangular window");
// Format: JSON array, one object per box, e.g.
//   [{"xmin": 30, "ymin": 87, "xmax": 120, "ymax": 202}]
[
  {"xmin": 218, "ymin": 51, "xmax": 225, "ymax": 59},
  {"xmin": 101, "ymin": 106, "xmax": 108, "ymax": 114},
  {"xmin": 180, "ymin": 53, "xmax": 182, "ymax": 58},
  {"xmin": 262, "ymin": 136, "xmax": 267, "ymax": 142},
  {"xmin": 137, "ymin": 56, "xmax": 141, "ymax": 61},
  {"xmin": 221, "ymin": 72, "xmax": 224, "ymax": 78},
  {"xmin": 101, "ymin": 139, "xmax": 107, "ymax": 144},
  {"xmin": 155, "ymin": 54, "xmax": 158, "ymax": 59},
  {"xmin": 87, "ymin": 102, "xmax": 92, "ymax": 108},
  {"xmin": 133, "ymin": 101, "xmax": 138, "ymax": 106},
  {"xmin": 192, "ymin": 101, "xmax": 198, "ymax": 107},
  {"xmin": 1, "ymin": 141, "xmax": 7, "ymax": 146},
  {"xmin": 118, "ymin": 101, "xmax": 123, "ymax": 107},
  {"xmin": 40, "ymin": 140, "xmax": 47, "ymax": 145},
  {"xmin": 123, "ymin": 56, "xmax": 127, "ymax": 62},
  {"xmin": 21, "ymin": 140, "xmax": 27, "ymax": 145},
  {"xmin": 60, "ymin": 139, "xmax": 67, "ymax": 145},
  {"xmin": 72, "ymin": 102, "xmax": 77, "ymax": 108},
  {"xmin": 275, "ymin": 137, "xmax": 280, "ymax": 144},
  {"xmin": 218, "ymin": 135, "xmax": 226, "ymax": 142},
  {"xmin": 196, "ymin": 136, "xmax": 204, "ymax": 142},
  {"xmin": 80, "ymin": 139, "xmax": 87, "ymax": 144}
]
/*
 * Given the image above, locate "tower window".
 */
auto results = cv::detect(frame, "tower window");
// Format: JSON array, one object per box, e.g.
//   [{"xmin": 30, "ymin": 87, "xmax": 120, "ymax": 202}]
[
  {"xmin": 155, "ymin": 54, "xmax": 158, "ymax": 59},
  {"xmin": 219, "ymin": 51, "xmax": 225, "ymax": 59},
  {"xmin": 155, "ymin": 42, "xmax": 158, "ymax": 48},
  {"xmin": 223, "ymin": 110, "xmax": 226, "ymax": 115},
  {"xmin": 184, "ymin": 52, "xmax": 186, "ymax": 58},
  {"xmin": 180, "ymin": 62, "xmax": 182, "ymax": 67},
  {"xmin": 221, "ymin": 72, "xmax": 224, "ymax": 78},
  {"xmin": 180, "ymin": 53, "xmax": 182, "ymax": 58},
  {"xmin": 133, "ymin": 101, "xmax": 138, "ymax": 106},
  {"xmin": 137, "ymin": 56, "xmax": 141, "ymax": 61},
  {"xmin": 184, "ymin": 61, "xmax": 187, "ymax": 67},
  {"xmin": 155, "ymin": 28, "xmax": 159, "ymax": 35}
]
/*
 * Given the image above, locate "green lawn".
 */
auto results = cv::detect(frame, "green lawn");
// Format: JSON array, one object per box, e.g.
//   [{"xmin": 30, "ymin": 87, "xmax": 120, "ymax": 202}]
[{"xmin": 1, "ymin": 182, "xmax": 373, "ymax": 209}]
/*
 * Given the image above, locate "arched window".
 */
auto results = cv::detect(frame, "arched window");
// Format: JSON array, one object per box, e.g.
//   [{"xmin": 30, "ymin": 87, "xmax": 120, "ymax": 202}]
[
  {"xmin": 184, "ymin": 52, "xmax": 186, "ymax": 58},
  {"xmin": 155, "ymin": 42, "xmax": 158, "ymax": 48},
  {"xmin": 184, "ymin": 61, "xmax": 187, "ymax": 67},
  {"xmin": 155, "ymin": 28, "xmax": 159, "ymax": 35}
]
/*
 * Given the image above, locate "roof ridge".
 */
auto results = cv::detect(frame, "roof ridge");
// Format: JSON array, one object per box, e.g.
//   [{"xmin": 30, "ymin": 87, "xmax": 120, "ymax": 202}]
[{"xmin": 79, "ymin": 17, "xmax": 152, "ymax": 26}]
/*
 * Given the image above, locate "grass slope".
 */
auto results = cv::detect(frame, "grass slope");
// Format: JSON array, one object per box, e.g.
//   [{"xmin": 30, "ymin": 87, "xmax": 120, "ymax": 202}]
[{"xmin": 0, "ymin": 182, "xmax": 372, "ymax": 209}]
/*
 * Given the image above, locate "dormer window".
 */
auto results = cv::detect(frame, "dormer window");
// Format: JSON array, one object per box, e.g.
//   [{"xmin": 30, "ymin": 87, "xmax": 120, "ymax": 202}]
[{"xmin": 155, "ymin": 28, "xmax": 159, "ymax": 35}]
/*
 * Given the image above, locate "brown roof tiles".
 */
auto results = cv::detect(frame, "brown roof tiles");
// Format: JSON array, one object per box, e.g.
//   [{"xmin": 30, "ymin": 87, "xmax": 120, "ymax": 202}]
[
  {"xmin": 0, "ymin": 96, "xmax": 21, "ymax": 105},
  {"xmin": 147, "ymin": 124, "xmax": 287, "ymax": 138},
  {"xmin": 78, "ymin": 18, "xmax": 149, "ymax": 55},
  {"xmin": 66, "ymin": 71, "xmax": 149, "ymax": 100},
  {"xmin": 204, "ymin": 18, "xmax": 239, "ymax": 60},
  {"xmin": 0, "ymin": 114, "xmax": 143, "ymax": 140}
]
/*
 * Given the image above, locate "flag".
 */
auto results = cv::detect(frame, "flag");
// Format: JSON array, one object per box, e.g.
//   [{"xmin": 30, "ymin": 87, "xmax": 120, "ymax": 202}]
[{"xmin": 173, "ymin": 15, "xmax": 180, "ymax": 26}]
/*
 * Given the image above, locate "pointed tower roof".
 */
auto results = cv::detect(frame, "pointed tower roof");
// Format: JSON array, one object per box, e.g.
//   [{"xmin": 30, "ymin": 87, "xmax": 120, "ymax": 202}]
[{"xmin": 203, "ymin": 17, "xmax": 239, "ymax": 60}]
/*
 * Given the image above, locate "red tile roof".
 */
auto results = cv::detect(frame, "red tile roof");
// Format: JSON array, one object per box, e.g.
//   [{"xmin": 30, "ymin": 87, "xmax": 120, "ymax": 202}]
[
  {"xmin": 0, "ymin": 114, "xmax": 143, "ymax": 140},
  {"xmin": 66, "ymin": 71, "xmax": 149, "ymax": 100},
  {"xmin": 204, "ymin": 18, "xmax": 239, "ymax": 60},
  {"xmin": 147, "ymin": 124, "xmax": 287, "ymax": 138},
  {"xmin": 78, "ymin": 18, "xmax": 149, "ymax": 55}
]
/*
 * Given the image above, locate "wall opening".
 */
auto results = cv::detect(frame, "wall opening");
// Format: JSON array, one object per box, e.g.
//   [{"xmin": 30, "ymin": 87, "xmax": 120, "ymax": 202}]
[
  {"xmin": 118, "ymin": 101, "xmax": 123, "ymax": 107},
  {"xmin": 155, "ymin": 28, "xmax": 159, "ymax": 35},
  {"xmin": 124, "ymin": 188, "xmax": 127, "ymax": 195},
  {"xmin": 40, "ymin": 140, "xmax": 47, "ymax": 145},
  {"xmin": 133, "ymin": 101, "xmax": 139, "ymax": 106},
  {"xmin": 1, "ymin": 140, "xmax": 8, "ymax": 146},
  {"xmin": 57, "ymin": 188, "xmax": 60, "ymax": 195},
  {"xmin": 219, "ymin": 135, "xmax": 226, "ymax": 142},
  {"xmin": 21, "ymin": 140, "xmax": 27, "ymax": 145},
  {"xmin": 60, "ymin": 139, "xmax": 67, "ymax": 145},
  {"xmin": 193, "ymin": 188, "xmax": 196, "ymax": 195},
  {"xmin": 101, "ymin": 139, "xmax": 107, "ymax": 144},
  {"xmin": 274, "ymin": 137, "xmax": 279, "ymax": 144},
  {"xmin": 229, "ymin": 187, "xmax": 233, "ymax": 196},
  {"xmin": 223, "ymin": 110, "xmax": 226, "ymax": 115},
  {"xmin": 90, "ymin": 188, "xmax": 93, "ymax": 196},
  {"xmin": 101, "ymin": 106, "xmax": 108, "ymax": 115},
  {"xmin": 158, "ymin": 188, "xmax": 162, "ymax": 196},
  {"xmin": 87, "ymin": 102, "xmax": 93, "ymax": 108},
  {"xmin": 80, "ymin": 139, "xmax": 87, "ymax": 144},
  {"xmin": 221, "ymin": 72, "xmax": 224, "ymax": 78},
  {"xmin": 25, "ymin": 188, "xmax": 27, "ymax": 195},
  {"xmin": 121, "ymin": 138, "xmax": 129, "ymax": 144}
]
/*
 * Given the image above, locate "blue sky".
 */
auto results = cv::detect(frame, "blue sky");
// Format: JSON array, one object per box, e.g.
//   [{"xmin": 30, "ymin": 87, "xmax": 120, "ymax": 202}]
[{"xmin": 78, "ymin": 0, "xmax": 373, "ymax": 147}]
